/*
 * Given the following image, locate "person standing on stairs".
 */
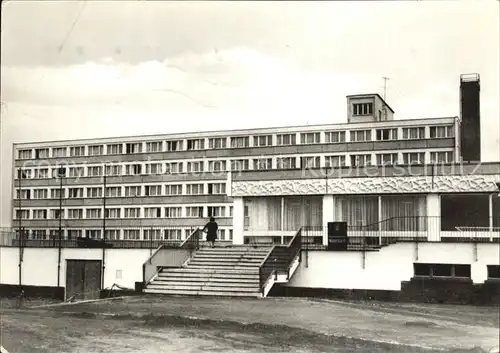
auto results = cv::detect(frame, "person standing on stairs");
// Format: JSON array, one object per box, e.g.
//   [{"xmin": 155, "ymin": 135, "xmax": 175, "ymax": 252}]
[{"xmin": 202, "ymin": 217, "xmax": 218, "ymax": 248}]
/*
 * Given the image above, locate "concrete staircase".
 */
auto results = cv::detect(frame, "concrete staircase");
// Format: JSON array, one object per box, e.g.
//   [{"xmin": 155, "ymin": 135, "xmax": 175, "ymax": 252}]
[{"xmin": 144, "ymin": 246, "xmax": 272, "ymax": 297}]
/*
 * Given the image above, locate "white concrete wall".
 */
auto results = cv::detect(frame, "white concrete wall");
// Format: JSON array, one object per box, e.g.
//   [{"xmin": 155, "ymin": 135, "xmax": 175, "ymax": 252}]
[
  {"xmin": 287, "ymin": 243, "xmax": 500, "ymax": 291},
  {"xmin": 0, "ymin": 247, "xmax": 151, "ymax": 290}
]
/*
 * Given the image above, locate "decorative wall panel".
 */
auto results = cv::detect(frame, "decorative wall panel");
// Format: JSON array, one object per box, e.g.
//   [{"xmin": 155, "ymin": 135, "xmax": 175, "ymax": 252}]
[{"xmin": 232, "ymin": 175, "xmax": 500, "ymax": 196}]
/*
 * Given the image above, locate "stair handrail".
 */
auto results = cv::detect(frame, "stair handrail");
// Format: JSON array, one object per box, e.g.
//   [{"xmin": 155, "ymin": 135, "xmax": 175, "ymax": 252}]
[
  {"xmin": 180, "ymin": 228, "xmax": 200, "ymax": 251},
  {"xmin": 284, "ymin": 227, "xmax": 302, "ymax": 279},
  {"xmin": 258, "ymin": 245, "xmax": 277, "ymax": 296},
  {"xmin": 142, "ymin": 244, "xmax": 165, "ymax": 286}
]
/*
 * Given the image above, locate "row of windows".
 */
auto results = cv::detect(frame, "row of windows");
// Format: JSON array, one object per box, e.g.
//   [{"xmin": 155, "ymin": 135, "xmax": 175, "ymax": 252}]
[
  {"xmin": 14, "ymin": 183, "xmax": 226, "ymax": 200},
  {"xmin": 414, "ymin": 263, "xmax": 500, "ymax": 280},
  {"xmin": 16, "ymin": 125, "xmax": 455, "ymax": 160},
  {"xmin": 15, "ymin": 205, "xmax": 233, "ymax": 219},
  {"xmin": 15, "ymin": 151, "xmax": 455, "ymax": 180},
  {"xmin": 16, "ymin": 228, "xmax": 234, "ymax": 241}
]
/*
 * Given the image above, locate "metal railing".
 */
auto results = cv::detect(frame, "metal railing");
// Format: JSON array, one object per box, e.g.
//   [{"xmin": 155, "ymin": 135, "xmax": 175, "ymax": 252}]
[{"xmin": 258, "ymin": 227, "xmax": 302, "ymax": 296}]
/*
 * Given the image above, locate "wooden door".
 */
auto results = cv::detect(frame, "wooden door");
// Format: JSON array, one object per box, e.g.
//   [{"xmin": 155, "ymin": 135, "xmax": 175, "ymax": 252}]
[{"xmin": 66, "ymin": 260, "xmax": 102, "ymax": 300}]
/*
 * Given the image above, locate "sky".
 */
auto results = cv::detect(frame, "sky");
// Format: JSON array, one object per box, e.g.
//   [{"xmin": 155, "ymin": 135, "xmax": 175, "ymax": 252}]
[{"xmin": 1, "ymin": 1, "xmax": 499, "ymax": 228}]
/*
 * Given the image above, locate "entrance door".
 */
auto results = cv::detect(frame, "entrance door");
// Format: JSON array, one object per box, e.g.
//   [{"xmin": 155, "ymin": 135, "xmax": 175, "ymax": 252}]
[{"xmin": 65, "ymin": 260, "xmax": 102, "ymax": 300}]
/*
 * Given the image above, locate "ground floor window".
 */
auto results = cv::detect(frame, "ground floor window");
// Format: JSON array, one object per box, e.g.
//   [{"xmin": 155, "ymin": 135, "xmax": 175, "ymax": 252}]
[
  {"xmin": 487, "ymin": 265, "xmax": 500, "ymax": 279},
  {"xmin": 335, "ymin": 196, "xmax": 378, "ymax": 230},
  {"xmin": 380, "ymin": 195, "xmax": 426, "ymax": 231},
  {"xmin": 441, "ymin": 194, "xmax": 490, "ymax": 231},
  {"xmin": 414, "ymin": 263, "xmax": 471, "ymax": 278}
]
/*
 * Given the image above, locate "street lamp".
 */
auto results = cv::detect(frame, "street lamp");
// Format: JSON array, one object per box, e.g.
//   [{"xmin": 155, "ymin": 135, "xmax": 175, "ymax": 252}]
[{"xmin": 55, "ymin": 166, "xmax": 66, "ymax": 288}]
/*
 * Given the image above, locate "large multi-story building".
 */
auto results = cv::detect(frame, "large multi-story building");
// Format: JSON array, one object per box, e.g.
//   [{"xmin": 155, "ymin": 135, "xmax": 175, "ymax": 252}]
[{"xmin": 11, "ymin": 91, "xmax": 465, "ymax": 242}]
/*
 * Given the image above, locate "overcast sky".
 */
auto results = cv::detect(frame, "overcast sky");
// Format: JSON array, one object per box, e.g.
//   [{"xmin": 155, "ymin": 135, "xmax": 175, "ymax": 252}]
[{"xmin": 1, "ymin": 1, "xmax": 499, "ymax": 228}]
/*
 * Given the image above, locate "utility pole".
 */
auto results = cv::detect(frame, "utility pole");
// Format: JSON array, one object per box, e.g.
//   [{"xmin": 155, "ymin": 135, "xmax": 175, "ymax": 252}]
[
  {"xmin": 56, "ymin": 167, "xmax": 65, "ymax": 288},
  {"xmin": 382, "ymin": 77, "xmax": 390, "ymax": 101},
  {"xmin": 18, "ymin": 168, "xmax": 23, "ymax": 290},
  {"xmin": 101, "ymin": 164, "xmax": 107, "ymax": 289}
]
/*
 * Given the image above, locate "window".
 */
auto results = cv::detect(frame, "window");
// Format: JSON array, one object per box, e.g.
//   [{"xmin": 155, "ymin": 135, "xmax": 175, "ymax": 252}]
[
  {"xmin": 86, "ymin": 208, "xmax": 102, "ymax": 219},
  {"xmin": 35, "ymin": 148, "xmax": 49, "ymax": 159},
  {"xmin": 228, "ymin": 229, "xmax": 233, "ymax": 241},
  {"xmin": 144, "ymin": 207, "xmax": 161, "ymax": 218},
  {"xmin": 16, "ymin": 189, "xmax": 31, "ymax": 200},
  {"xmin": 123, "ymin": 229, "xmax": 141, "ymax": 240},
  {"xmin": 166, "ymin": 140, "xmax": 183, "ymax": 151},
  {"xmin": 300, "ymin": 132, "xmax": 320, "ymax": 144},
  {"xmin": 208, "ymin": 160, "xmax": 226, "ymax": 172},
  {"xmin": 402, "ymin": 127, "xmax": 425, "ymax": 140},
  {"xmin": 207, "ymin": 183, "xmax": 225, "ymax": 195},
  {"xmin": 164, "ymin": 207, "xmax": 182, "ymax": 218},
  {"xmin": 88, "ymin": 145, "xmax": 104, "ymax": 156},
  {"xmin": 144, "ymin": 185, "xmax": 162, "ymax": 196},
  {"xmin": 52, "ymin": 147, "xmax": 66, "ymax": 158},
  {"xmin": 105, "ymin": 229, "xmax": 120, "ymax": 240},
  {"xmin": 146, "ymin": 141, "xmax": 162, "ymax": 153},
  {"xmin": 68, "ymin": 188, "xmax": 84, "ymax": 198},
  {"xmin": 126, "ymin": 143, "xmax": 142, "ymax": 154},
  {"xmin": 18, "ymin": 149, "xmax": 32, "ymax": 160},
  {"xmin": 186, "ymin": 183, "xmax": 204, "ymax": 195},
  {"xmin": 124, "ymin": 208, "xmax": 140, "ymax": 218},
  {"xmin": 186, "ymin": 206, "xmax": 204, "ymax": 218},
  {"xmin": 33, "ymin": 189, "xmax": 48, "ymax": 199},
  {"xmin": 125, "ymin": 164, "xmax": 142, "ymax": 175},
  {"xmin": 85, "ymin": 230, "xmax": 101, "ymax": 239},
  {"xmin": 325, "ymin": 131, "xmax": 346, "ymax": 143},
  {"xmin": 230, "ymin": 136, "xmax": 249, "ymax": 148},
  {"xmin": 165, "ymin": 184, "xmax": 182, "ymax": 195},
  {"xmin": 350, "ymin": 154, "xmax": 371, "ymax": 167},
  {"xmin": 124, "ymin": 186, "xmax": 142, "ymax": 197},
  {"xmin": 217, "ymin": 229, "xmax": 226, "ymax": 240},
  {"xmin": 350, "ymin": 130, "xmax": 372, "ymax": 142},
  {"xmin": 51, "ymin": 167, "xmax": 67, "ymax": 178},
  {"xmin": 164, "ymin": 229, "xmax": 182, "ymax": 240},
  {"xmin": 105, "ymin": 187, "xmax": 121, "ymax": 197},
  {"xmin": 325, "ymin": 155, "xmax": 346, "ymax": 168},
  {"xmin": 87, "ymin": 166, "xmax": 103, "ymax": 177},
  {"xmin": 253, "ymin": 158, "xmax": 272, "ymax": 170},
  {"xmin": 32, "ymin": 230, "xmax": 47, "ymax": 240},
  {"xmin": 32, "ymin": 209, "xmax": 47, "ymax": 219},
  {"xmin": 380, "ymin": 195, "xmax": 426, "ymax": 231},
  {"xmin": 67, "ymin": 209, "xmax": 83, "ymax": 219},
  {"xmin": 376, "ymin": 128, "xmax": 398, "ymax": 141},
  {"xmin": 353, "ymin": 103, "xmax": 373, "ymax": 116},
  {"xmin": 165, "ymin": 162, "xmax": 183, "ymax": 174},
  {"xmin": 145, "ymin": 163, "xmax": 162, "ymax": 175},
  {"xmin": 276, "ymin": 133, "xmax": 296, "ymax": 146},
  {"xmin": 430, "ymin": 151, "xmax": 454, "ymax": 164},
  {"xmin": 207, "ymin": 206, "xmax": 226, "ymax": 217},
  {"xmin": 17, "ymin": 169, "xmax": 32, "ymax": 179},
  {"xmin": 50, "ymin": 209, "xmax": 62, "ymax": 219},
  {"xmin": 414, "ymin": 263, "xmax": 471, "ymax": 278},
  {"xmin": 107, "ymin": 144, "xmax": 123, "ymax": 155},
  {"xmin": 277, "ymin": 157, "xmax": 296, "ymax": 169},
  {"xmin": 300, "ymin": 156, "xmax": 320, "ymax": 169},
  {"xmin": 15, "ymin": 210, "xmax": 29, "ymax": 219},
  {"xmin": 105, "ymin": 208, "xmax": 121, "ymax": 218},
  {"xmin": 50, "ymin": 189, "xmax": 63, "ymax": 199},
  {"xmin": 34, "ymin": 169, "xmax": 49, "ymax": 179},
  {"xmin": 87, "ymin": 187, "xmax": 103, "ymax": 198},
  {"xmin": 403, "ymin": 152, "xmax": 425, "ymax": 165},
  {"xmin": 70, "ymin": 146, "xmax": 85, "ymax": 157},
  {"xmin": 187, "ymin": 161, "xmax": 204, "ymax": 173},
  {"xmin": 253, "ymin": 135, "xmax": 272, "ymax": 147},
  {"xmin": 487, "ymin": 265, "xmax": 500, "ymax": 280},
  {"xmin": 67, "ymin": 229, "xmax": 82, "ymax": 239},
  {"xmin": 334, "ymin": 196, "xmax": 378, "ymax": 229},
  {"xmin": 187, "ymin": 139, "xmax": 205, "ymax": 150},
  {"xmin": 105, "ymin": 165, "xmax": 122, "ymax": 176},
  {"xmin": 208, "ymin": 137, "xmax": 227, "ymax": 149},
  {"xmin": 229, "ymin": 206, "xmax": 233, "ymax": 217},
  {"xmin": 430, "ymin": 125, "xmax": 454, "ymax": 138},
  {"xmin": 68, "ymin": 167, "xmax": 84, "ymax": 178},
  {"xmin": 230, "ymin": 159, "xmax": 250, "ymax": 171},
  {"xmin": 144, "ymin": 229, "xmax": 163, "ymax": 240},
  {"xmin": 376, "ymin": 153, "xmax": 399, "ymax": 166}
]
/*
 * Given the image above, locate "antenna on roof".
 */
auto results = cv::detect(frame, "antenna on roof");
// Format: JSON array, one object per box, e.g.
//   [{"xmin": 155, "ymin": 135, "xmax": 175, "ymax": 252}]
[{"xmin": 382, "ymin": 77, "xmax": 390, "ymax": 101}]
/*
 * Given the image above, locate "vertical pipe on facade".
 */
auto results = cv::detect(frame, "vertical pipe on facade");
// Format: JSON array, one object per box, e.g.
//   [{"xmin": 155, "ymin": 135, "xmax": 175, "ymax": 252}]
[{"xmin": 101, "ymin": 166, "xmax": 107, "ymax": 289}]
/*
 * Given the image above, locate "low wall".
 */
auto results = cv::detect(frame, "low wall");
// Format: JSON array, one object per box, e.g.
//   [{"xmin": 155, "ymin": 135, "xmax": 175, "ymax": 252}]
[{"xmin": 273, "ymin": 242, "xmax": 500, "ymax": 304}]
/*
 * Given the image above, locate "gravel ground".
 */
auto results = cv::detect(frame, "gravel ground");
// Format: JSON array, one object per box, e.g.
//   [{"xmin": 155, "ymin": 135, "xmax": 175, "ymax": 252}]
[{"xmin": 1, "ymin": 295, "xmax": 498, "ymax": 353}]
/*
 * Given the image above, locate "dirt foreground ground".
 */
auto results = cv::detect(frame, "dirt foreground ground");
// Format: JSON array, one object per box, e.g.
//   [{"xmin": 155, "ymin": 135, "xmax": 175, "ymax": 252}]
[{"xmin": 1, "ymin": 295, "xmax": 499, "ymax": 353}]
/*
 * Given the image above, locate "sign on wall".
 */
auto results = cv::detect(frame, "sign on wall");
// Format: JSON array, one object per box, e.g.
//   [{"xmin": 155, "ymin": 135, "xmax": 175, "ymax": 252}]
[{"xmin": 327, "ymin": 222, "xmax": 348, "ymax": 251}]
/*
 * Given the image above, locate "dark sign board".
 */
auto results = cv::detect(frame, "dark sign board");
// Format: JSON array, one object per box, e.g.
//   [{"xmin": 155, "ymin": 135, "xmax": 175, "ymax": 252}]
[{"xmin": 327, "ymin": 221, "xmax": 348, "ymax": 251}]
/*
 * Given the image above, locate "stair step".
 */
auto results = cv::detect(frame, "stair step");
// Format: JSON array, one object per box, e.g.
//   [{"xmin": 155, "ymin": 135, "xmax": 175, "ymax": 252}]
[
  {"xmin": 193, "ymin": 254, "xmax": 265, "ymax": 260},
  {"xmin": 152, "ymin": 279, "xmax": 259, "ymax": 287},
  {"xmin": 167, "ymin": 268, "xmax": 259, "ymax": 274},
  {"xmin": 143, "ymin": 288, "xmax": 261, "ymax": 297},
  {"xmin": 186, "ymin": 265, "xmax": 260, "ymax": 270},
  {"xmin": 147, "ymin": 284, "xmax": 259, "ymax": 292},
  {"xmin": 158, "ymin": 272, "xmax": 259, "ymax": 279},
  {"xmin": 187, "ymin": 261, "xmax": 261, "ymax": 267},
  {"xmin": 189, "ymin": 258, "xmax": 263, "ymax": 263}
]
